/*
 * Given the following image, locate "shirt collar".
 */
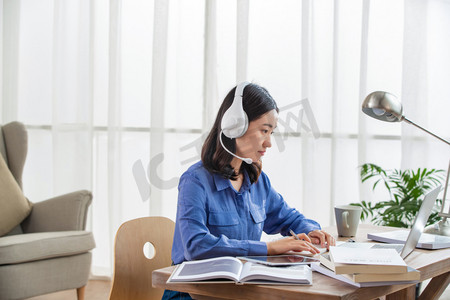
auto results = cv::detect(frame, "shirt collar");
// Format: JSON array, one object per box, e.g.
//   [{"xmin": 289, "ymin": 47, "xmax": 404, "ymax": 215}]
[
  {"xmin": 213, "ymin": 169, "xmax": 252, "ymax": 192},
  {"xmin": 213, "ymin": 173, "xmax": 229, "ymax": 191}
]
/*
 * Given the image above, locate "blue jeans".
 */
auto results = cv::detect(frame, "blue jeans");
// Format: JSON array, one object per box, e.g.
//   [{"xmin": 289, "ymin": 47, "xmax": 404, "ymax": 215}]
[{"xmin": 161, "ymin": 289, "xmax": 193, "ymax": 300}]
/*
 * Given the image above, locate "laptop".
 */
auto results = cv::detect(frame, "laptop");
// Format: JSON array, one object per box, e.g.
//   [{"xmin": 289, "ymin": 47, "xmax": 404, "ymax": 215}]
[
  {"xmin": 367, "ymin": 185, "xmax": 444, "ymax": 258},
  {"xmin": 330, "ymin": 185, "xmax": 442, "ymax": 259}
]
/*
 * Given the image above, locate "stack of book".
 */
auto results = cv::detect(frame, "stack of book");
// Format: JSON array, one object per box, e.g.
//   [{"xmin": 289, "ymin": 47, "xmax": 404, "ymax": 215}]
[{"xmin": 312, "ymin": 245, "xmax": 420, "ymax": 287}]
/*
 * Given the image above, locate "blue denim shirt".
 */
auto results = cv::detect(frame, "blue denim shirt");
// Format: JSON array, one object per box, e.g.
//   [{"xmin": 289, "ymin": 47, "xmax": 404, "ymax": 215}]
[{"xmin": 171, "ymin": 161, "xmax": 321, "ymax": 264}]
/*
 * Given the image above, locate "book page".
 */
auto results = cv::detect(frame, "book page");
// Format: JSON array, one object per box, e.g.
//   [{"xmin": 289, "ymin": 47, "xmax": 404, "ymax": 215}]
[
  {"xmin": 239, "ymin": 262, "xmax": 312, "ymax": 284},
  {"xmin": 330, "ymin": 247, "xmax": 406, "ymax": 266},
  {"xmin": 169, "ymin": 256, "xmax": 242, "ymax": 282}
]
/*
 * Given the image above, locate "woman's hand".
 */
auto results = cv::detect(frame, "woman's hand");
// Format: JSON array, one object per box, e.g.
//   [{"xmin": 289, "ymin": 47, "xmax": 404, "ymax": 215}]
[
  {"xmin": 307, "ymin": 230, "xmax": 336, "ymax": 249},
  {"xmin": 267, "ymin": 234, "xmax": 320, "ymax": 255}
]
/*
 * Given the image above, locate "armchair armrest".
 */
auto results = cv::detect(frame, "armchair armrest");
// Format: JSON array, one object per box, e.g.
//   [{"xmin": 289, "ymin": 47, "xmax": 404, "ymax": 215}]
[{"xmin": 21, "ymin": 190, "xmax": 93, "ymax": 233}]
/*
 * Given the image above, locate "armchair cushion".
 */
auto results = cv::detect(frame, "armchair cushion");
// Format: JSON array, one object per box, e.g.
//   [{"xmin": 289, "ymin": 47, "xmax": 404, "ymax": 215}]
[
  {"xmin": 0, "ymin": 154, "xmax": 32, "ymax": 237},
  {"xmin": 0, "ymin": 230, "xmax": 95, "ymax": 265}
]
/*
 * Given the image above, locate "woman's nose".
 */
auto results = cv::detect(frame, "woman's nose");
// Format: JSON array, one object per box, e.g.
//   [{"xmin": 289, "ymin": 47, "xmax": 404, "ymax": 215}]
[{"xmin": 263, "ymin": 135, "xmax": 272, "ymax": 148}]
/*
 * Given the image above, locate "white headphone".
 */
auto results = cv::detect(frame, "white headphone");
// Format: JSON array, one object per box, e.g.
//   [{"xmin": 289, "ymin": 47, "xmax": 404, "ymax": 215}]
[
  {"xmin": 219, "ymin": 82, "xmax": 253, "ymax": 164},
  {"xmin": 221, "ymin": 81, "xmax": 250, "ymax": 138}
]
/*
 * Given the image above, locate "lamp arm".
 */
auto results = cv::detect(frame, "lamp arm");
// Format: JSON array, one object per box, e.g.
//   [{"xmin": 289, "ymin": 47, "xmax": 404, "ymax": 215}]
[
  {"xmin": 439, "ymin": 160, "xmax": 450, "ymax": 220},
  {"xmin": 402, "ymin": 118, "xmax": 450, "ymax": 219},
  {"xmin": 403, "ymin": 118, "xmax": 450, "ymax": 146}
]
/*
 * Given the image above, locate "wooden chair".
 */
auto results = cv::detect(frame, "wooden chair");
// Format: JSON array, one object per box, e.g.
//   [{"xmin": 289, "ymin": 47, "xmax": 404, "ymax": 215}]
[{"xmin": 109, "ymin": 216, "xmax": 175, "ymax": 300}]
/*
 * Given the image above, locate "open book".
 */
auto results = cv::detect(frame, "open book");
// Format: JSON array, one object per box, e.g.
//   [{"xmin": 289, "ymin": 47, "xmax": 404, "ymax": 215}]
[{"xmin": 167, "ymin": 256, "xmax": 312, "ymax": 285}]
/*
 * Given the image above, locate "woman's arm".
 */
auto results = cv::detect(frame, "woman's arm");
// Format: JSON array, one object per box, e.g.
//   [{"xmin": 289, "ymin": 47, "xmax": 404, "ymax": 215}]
[
  {"xmin": 261, "ymin": 174, "xmax": 335, "ymax": 250},
  {"xmin": 263, "ymin": 184, "xmax": 320, "ymax": 236}
]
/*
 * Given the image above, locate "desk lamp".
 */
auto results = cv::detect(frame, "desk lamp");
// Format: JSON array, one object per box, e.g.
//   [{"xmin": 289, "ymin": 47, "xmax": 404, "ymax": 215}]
[{"xmin": 362, "ymin": 91, "xmax": 450, "ymax": 236}]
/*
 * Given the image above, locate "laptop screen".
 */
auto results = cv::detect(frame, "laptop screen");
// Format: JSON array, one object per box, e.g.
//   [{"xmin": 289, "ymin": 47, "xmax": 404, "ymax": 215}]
[{"xmin": 400, "ymin": 185, "xmax": 441, "ymax": 258}]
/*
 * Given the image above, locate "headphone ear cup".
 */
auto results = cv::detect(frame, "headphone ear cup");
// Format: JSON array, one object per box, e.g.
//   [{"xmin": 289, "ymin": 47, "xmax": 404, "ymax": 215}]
[
  {"xmin": 221, "ymin": 82, "xmax": 250, "ymax": 138},
  {"xmin": 221, "ymin": 107, "xmax": 248, "ymax": 138}
]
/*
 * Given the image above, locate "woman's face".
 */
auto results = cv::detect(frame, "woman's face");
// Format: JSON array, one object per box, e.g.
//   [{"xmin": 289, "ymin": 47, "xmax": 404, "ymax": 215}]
[{"xmin": 235, "ymin": 109, "xmax": 278, "ymax": 163}]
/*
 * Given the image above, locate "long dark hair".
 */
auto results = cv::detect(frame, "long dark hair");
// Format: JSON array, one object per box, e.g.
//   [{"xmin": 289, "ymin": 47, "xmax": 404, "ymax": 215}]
[{"xmin": 201, "ymin": 83, "xmax": 279, "ymax": 183}]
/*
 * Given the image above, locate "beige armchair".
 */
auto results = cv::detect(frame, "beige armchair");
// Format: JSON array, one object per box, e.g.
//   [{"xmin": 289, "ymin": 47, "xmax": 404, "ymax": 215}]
[{"xmin": 0, "ymin": 122, "xmax": 95, "ymax": 300}]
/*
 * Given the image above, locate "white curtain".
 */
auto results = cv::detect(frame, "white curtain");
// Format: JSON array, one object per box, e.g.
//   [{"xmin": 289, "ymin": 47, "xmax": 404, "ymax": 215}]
[{"xmin": 1, "ymin": 0, "xmax": 449, "ymax": 277}]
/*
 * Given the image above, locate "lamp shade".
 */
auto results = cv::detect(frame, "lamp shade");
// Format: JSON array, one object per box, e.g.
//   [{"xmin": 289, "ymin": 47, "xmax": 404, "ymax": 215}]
[{"xmin": 362, "ymin": 91, "xmax": 404, "ymax": 122}]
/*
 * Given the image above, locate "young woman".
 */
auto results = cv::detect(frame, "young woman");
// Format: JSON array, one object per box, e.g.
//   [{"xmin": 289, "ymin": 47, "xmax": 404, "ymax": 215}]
[{"xmin": 162, "ymin": 83, "xmax": 335, "ymax": 299}]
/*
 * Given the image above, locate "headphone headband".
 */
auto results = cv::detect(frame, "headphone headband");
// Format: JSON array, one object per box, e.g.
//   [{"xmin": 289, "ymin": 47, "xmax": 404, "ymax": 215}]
[{"xmin": 234, "ymin": 81, "xmax": 250, "ymax": 100}]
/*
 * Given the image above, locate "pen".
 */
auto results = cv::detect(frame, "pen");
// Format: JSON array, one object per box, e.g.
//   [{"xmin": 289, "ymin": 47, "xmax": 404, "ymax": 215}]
[{"xmin": 289, "ymin": 229, "xmax": 301, "ymax": 240}]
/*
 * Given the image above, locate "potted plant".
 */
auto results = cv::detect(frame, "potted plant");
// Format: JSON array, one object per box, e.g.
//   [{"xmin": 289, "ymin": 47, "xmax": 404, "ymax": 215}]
[{"xmin": 351, "ymin": 163, "xmax": 444, "ymax": 228}]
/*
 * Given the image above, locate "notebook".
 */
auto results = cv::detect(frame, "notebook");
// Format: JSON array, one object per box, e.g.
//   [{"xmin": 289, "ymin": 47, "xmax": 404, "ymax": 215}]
[{"xmin": 367, "ymin": 185, "xmax": 443, "ymax": 257}]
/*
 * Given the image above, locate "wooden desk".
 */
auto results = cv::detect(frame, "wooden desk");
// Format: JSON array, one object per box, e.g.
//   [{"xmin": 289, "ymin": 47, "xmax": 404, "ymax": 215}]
[{"xmin": 152, "ymin": 224, "xmax": 450, "ymax": 300}]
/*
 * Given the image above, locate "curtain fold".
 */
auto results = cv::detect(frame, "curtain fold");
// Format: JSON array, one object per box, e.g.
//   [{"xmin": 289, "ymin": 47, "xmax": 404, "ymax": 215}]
[
  {"xmin": 329, "ymin": 0, "xmax": 340, "ymax": 225},
  {"xmin": 106, "ymin": 0, "xmax": 123, "ymax": 274},
  {"xmin": 301, "ymin": 0, "xmax": 312, "ymax": 217},
  {"xmin": 203, "ymin": 0, "xmax": 219, "ymax": 131},
  {"xmin": 401, "ymin": 0, "xmax": 430, "ymax": 170},
  {"xmin": 2, "ymin": 0, "xmax": 449, "ymax": 277},
  {"xmin": 236, "ymin": 0, "xmax": 249, "ymax": 84},
  {"xmin": 51, "ymin": 0, "xmax": 93, "ymax": 197},
  {"xmin": 149, "ymin": 0, "xmax": 169, "ymax": 216},
  {"xmin": 357, "ymin": 0, "xmax": 370, "ymax": 205},
  {"xmin": 1, "ymin": 0, "xmax": 20, "ymax": 123}
]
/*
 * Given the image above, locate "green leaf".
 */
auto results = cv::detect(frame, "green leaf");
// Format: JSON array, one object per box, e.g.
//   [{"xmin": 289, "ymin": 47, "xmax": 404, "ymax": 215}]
[{"xmin": 355, "ymin": 163, "xmax": 445, "ymax": 229}]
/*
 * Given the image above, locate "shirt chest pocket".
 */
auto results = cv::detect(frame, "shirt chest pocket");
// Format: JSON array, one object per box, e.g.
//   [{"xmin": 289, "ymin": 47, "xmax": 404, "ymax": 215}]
[
  {"xmin": 250, "ymin": 207, "xmax": 266, "ymax": 224},
  {"xmin": 208, "ymin": 212, "xmax": 239, "ymax": 226},
  {"xmin": 208, "ymin": 211, "xmax": 240, "ymax": 238}
]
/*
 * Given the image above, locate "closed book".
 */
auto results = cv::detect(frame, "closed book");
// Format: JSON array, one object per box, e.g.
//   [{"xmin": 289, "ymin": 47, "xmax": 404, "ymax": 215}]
[
  {"xmin": 311, "ymin": 263, "xmax": 420, "ymax": 288},
  {"xmin": 322, "ymin": 247, "xmax": 408, "ymax": 274},
  {"xmin": 368, "ymin": 230, "xmax": 450, "ymax": 250},
  {"xmin": 343, "ymin": 266, "xmax": 420, "ymax": 283},
  {"xmin": 320, "ymin": 252, "xmax": 407, "ymax": 275}
]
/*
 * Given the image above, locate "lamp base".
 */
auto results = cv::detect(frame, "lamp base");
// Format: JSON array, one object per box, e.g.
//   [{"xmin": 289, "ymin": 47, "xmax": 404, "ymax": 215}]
[{"xmin": 423, "ymin": 219, "xmax": 450, "ymax": 236}]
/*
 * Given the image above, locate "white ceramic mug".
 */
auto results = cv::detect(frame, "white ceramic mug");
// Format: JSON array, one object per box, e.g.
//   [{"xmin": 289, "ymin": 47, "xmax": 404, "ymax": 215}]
[{"xmin": 334, "ymin": 205, "xmax": 362, "ymax": 237}]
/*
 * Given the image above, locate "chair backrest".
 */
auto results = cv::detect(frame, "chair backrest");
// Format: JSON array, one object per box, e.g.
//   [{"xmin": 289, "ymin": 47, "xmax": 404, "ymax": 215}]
[
  {"xmin": 0, "ymin": 121, "xmax": 27, "ymax": 189},
  {"xmin": 109, "ymin": 216, "xmax": 175, "ymax": 300},
  {"xmin": 1, "ymin": 122, "xmax": 28, "ymax": 235}
]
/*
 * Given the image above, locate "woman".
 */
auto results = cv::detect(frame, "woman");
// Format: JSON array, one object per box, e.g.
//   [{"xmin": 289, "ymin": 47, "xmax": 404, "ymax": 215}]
[{"xmin": 162, "ymin": 82, "xmax": 335, "ymax": 299}]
